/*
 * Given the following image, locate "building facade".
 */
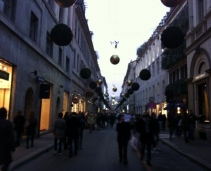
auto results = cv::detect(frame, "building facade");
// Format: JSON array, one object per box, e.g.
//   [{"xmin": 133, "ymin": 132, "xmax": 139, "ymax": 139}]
[{"xmin": 0, "ymin": 0, "xmax": 101, "ymax": 134}]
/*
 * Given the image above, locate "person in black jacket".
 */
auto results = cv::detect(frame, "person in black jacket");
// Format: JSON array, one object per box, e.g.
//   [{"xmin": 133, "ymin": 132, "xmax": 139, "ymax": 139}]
[
  {"xmin": 136, "ymin": 113, "xmax": 155, "ymax": 166},
  {"xmin": 66, "ymin": 112, "xmax": 81, "ymax": 157},
  {"xmin": 13, "ymin": 110, "xmax": 25, "ymax": 147},
  {"xmin": 116, "ymin": 116, "xmax": 131, "ymax": 165}
]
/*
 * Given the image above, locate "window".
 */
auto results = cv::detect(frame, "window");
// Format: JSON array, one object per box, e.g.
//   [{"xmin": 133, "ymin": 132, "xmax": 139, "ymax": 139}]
[
  {"xmin": 77, "ymin": 54, "xmax": 79, "ymax": 71},
  {"xmin": 198, "ymin": 0, "xmax": 204, "ymax": 22},
  {"xmin": 176, "ymin": 69, "xmax": 179, "ymax": 81},
  {"xmin": 29, "ymin": 12, "xmax": 38, "ymax": 42},
  {"xmin": 157, "ymin": 60, "xmax": 159, "ymax": 74},
  {"xmin": 46, "ymin": 32, "xmax": 53, "ymax": 57},
  {"xmin": 66, "ymin": 57, "xmax": 69, "ymax": 72},
  {"xmin": 73, "ymin": 50, "xmax": 76, "ymax": 68},
  {"xmin": 75, "ymin": 19, "xmax": 77, "ymax": 39},
  {"xmin": 1, "ymin": 0, "xmax": 16, "ymax": 21},
  {"xmin": 157, "ymin": 83, "xmax": 160, "ymax": 95},
  {"xmin": 162, "ymin": 80, "xmax": 165, "ymax": 94},
  {"xmin": 198, "ymin": 62, "xmax": 206, "ymax": 74},
  {"xmin": 180, "ymin": 64, "xmax": 187, "ymax": 78},
  {"xmin": 58, "ymin": 48, "xmax": 62, "ymax": 66},
  {"xmin": 59, "ymin": 7, "xmax": 64, "ymax": 23}
]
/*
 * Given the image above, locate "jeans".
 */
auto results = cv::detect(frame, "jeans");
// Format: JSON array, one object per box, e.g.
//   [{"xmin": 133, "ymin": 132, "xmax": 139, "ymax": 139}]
[
  {"xmin": 153, "ymin": 133, "xmax": 159, "ymax": 148},
  {"xmin": 54, "ymin": 138, "xmax": 63, "ymax": 153},
  {"xmin": 79, "ymin": 131, "xmax": 83, "ymax": 148},
  {"xmin": 26, "ymin": 134, "xmax": 34, "ymax": 147},
  {"xmin": 141, "ymin": 142, "xmax": 152, "ymax": 162},
  {"xmin": 69, "ymin": 137, "xmax": 79, "ymax": 155},
  {"xmin": 189, "ymin": 124, "xmax": 195, "ymax": 140}
]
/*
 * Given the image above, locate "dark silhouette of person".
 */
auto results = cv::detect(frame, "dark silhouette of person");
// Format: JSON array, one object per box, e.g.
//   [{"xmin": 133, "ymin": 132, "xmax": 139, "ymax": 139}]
[
  {"xmin": 0, "ymin": 107, "xmax": 16, "ymax": 171},
  {"xmin": 116, "ymin": 116, "xmax": 131, "ymax": 165},
  {"xmin": 25, "ymin": 111, "xmax": 37, "ymax": 148},
  {"xmin": 136, "ymin": 113, "xmax": 155, "ymax": 166},
  {"xmin": 66, "ymin": 112, "xmax": 81, "ymax": 157},
  {"xmin": 13, "ymin": 110, "xmax": 25, "ymax": 146}
]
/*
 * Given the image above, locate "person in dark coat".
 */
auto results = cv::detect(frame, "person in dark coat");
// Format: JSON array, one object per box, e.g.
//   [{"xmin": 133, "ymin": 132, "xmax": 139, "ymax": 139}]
[
  {"xmin": 151, "ymin": 112, "xmax": 160, "ymax": 150},
  {"xmin": 53, "ymin": 112, "xmax": 66, "ymax": 155},
  {"xmin": 25, "ymin": 111, "xmax": 37, "ymax": 148},
  {"xmin": 78, "ymin": 113, "xmax": 86, "ymax": 149},
  {"xmin": 13, "ymin": 110, "xmax": 25, "ymax": 147},
  {"xmin": 66, "ymin": 112, "xmax": 81, "ymax": 157},
  {"xmin": 136, "ymin": 113, "xmax": 155, "ymax": 166},
  {"xmin": 0, "ymin": 107, "xmax": 16, "ymax": 171},
  {"xmin": 116, "ymin": 116, "xmax": 131, "ymax": 165}
]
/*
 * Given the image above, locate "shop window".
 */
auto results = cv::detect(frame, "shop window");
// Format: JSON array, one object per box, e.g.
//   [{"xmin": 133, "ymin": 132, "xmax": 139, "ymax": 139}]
[{"xmin": 198, "ymin": 82, "xmax": 209, "ymax": 124}]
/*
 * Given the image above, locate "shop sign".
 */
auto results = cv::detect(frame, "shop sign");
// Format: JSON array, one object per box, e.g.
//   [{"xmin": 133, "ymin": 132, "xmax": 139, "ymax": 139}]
[
  {"xmin": 148, "ymin": 102, "xmax": 156, "ymax": 109},
  {"xmin": 0, "ymin": 70, "xmax": 9, "ymax": 80}
]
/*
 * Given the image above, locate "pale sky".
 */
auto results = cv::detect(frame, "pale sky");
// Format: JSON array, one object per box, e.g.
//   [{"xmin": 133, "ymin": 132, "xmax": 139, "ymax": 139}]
[{"xmin": 84, "ymin": 0, "xmax": 170, "ymax": 97}]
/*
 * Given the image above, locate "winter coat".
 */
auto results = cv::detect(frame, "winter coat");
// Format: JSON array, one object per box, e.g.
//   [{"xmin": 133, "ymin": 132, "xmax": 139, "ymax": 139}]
[
  {"xmin": 53, "ymin": 118, "xmax": 66, "ymax": 138},
  {"xmin": 0, "ymin": 118, "xmax": 15, "ymax": 165},
  {"xmin": 66, "ymin": 115, "xmax": 80, "ymax": 139},
  {"xmin": 25, "ymin": 117, "xmax": 37, "ymax": 136},
  {"xmin": 116, "ymin": 122, "xmax": 131, "ymax": 142},
  {"xmin": 13, "ymin": 115, "xmax": 25, "ymax": 133}
]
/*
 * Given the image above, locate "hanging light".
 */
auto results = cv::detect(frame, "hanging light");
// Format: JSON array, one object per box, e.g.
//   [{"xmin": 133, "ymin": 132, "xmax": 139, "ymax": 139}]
[
  {"xmin": 97, "ymin": 79, "xmax": 103, "ymax": 85},
  {"xmin": 112, "ymin": 87, "xmax": 117, "ymax": 92}
]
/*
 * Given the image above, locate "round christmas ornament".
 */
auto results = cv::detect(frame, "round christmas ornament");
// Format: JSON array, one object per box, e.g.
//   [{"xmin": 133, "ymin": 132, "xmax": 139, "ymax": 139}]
[
  {"xmin": 112, "ymin": 87, "xmax": 117, "ymax": 92},
  {"xmin": 51, "ymin": 24, "xmax": 73, "ymax": 46},
  {"xmin": 125, "ymin": 93, "xmax": 130, "ymax": 98},
  {"xmin": 97, "ymin": 79, "xmax": 103, "ymax": 85},
  {"xmin": 161, "ymin": 0, "xmax": 183, "ymax": 8},
  {"xmin": 55, "ymin": 0, "xmax": 77, "ymax": 7},
  {"xmin": 131, "ymin": 82, "xmax": 140, "ymax": 91},
  {"xmin": 85, "ymin": 90, "xmax": 94, "ymax": 97},
  {"xmin": 104, "ymin": 93, "xmax": 109, "ymax": 97},
  {"xmin": 89, "ymin": 81, "xmax": 97, "ymax": 89},
  {"xmin": 80, "ymin": 68, "xmax": 91, "ymax": 79},
  {"xmin": 139, "ymin": 69, "xmax": 151, "ymax": 81},
  {"xmin": 127, "ymin": 88, "xmax": 134, "ymax": 95},
  {"xmin": 120, "ymin": 93, "xmax": 124, "ymax": 97},
  {"xmin": 95, "ymin": 87, "xmax": 102, "ymax": 93},
  {"xmin": 126, "ymin": 80, "xmax": 132, "ymax": 86},
  {"xmin": 161, "ymin": 26, "xmax": 184, "ymax": 49},
  {"xmin": 110, "ymin": 55, "xmax": 120, "ymax": 65}
]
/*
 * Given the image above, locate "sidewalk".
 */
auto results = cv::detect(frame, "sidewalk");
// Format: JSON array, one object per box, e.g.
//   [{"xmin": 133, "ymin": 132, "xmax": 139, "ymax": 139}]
[
  {"xmin": 159, "ymin": 132, "xmax": 211, "ymax": 171},
  {"xmin": 9, "ymin": 132, "xmax": 54, "ymax": 171},
  {"xmin": 8, "ymin": 131, "xmax": 211, "ymax": 171}
]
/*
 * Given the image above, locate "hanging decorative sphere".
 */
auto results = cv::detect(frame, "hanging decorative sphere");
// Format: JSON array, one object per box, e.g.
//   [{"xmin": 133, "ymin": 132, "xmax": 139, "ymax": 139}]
[
  {"xmin": 95, "ymin": 87, "xmax": 102, "ymax": 93},
  {"xmin": 139, "ymin": 69, "xmax": 151, "ymax": 81},
  {"xmin": 126, "ymin": 80, "xmax": 133, "ymax": 86},
  {"xmin": 110, "ymin": 55, "xmax": 120, "ymax": 65},
  {"xmin": 104, "ymin": 93, "xmax": 109, "ymax": 97},
  {"xmin": 161, "ymin": 0, "xmax": 183, "ymax": 8},
  {"xmin": 51, "ymin": 24, "xmax": 73, "ymax": 46},
  {"xmin": 125, "ymin": 93, "xmax": 130, "ymax": 98},
  {"xmin": 85, "ymin": 90, "xmax": 94, "ymax": 97},
  {"xmin": 89, "ymin": 81, "xmax": 97, "ymax": 89},
  {"xmin": 120, "ymin": 93, "xmax": 124, "ymax": 97},
  {"xmin": 161, "ymin": 26, "xmax": 184, "ymax": 49},
  {"xmin": 97, "ymin": 79, "xmax": 103, "ymax": 85},
  {"xmin": 131, "ymin": 82, "xmax": 140, "ymax": 91},
  {"xmin": 127, "ymin": 88, "xmax": 134, "ymax": 94},
  {"xmin": 80, "ymin": 68, "xmax": 91, "ymax": 79},
  {"xmin": 55, "ymin": 0, "xmax": 77, "ymax": 7},
  {"xmin": 112, "ymin": 87, "xmax": 117, "ymax": 92}
]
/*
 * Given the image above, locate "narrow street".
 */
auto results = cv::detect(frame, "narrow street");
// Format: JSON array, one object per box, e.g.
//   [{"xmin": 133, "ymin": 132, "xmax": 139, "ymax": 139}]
[{"xmin": 14, "ymin": 126, "xmax": 206, "ymax": 171}]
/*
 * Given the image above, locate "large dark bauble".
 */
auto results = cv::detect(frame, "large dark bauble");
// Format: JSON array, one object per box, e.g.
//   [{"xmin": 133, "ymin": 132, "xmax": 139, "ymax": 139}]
[
  {"xmin": 51, "ymin": 24, "xmax": 73, "ymax": 46},
  {"xmin": 161, "ymin": 0, "xmax": 183, "ymax": 8},
  {"xmin": 85, "ymin": 90, "xmax": 94, "ymax": 97},
  {"xmin": 95, "ymin": 87, "xmax": 102, "ymax": 93},
  {"xmin": 127, "ymin": 88, "xmax": 134, "ymax": 94},
  {"xmin": 112, "ymin": 87, "xmax": 117, "ymax": 92},
  {"xmin": 89, "ymin": 81, "xmax": 97, "ymax": 89},
  {"xmin": 139, "ymin": 69, "xmax": 151, "ymax": 81},
  {"xmin": 161, "ymin": 26, "xmax": 184, "ymax": 49},
  {"xmin": 125, "ymin": 93, "xmax": 130, "ymax": 98},
  {"xmin": 80, "ymin": 68, "xmax": 91, "ymax": 79},
  {"xmin": 131, "ymin": 82, "xmax": 140, "ymax": 91},
  {"xmin": 55, "ymin": 0, "xmax": 77, "ymax": 7},
  {"xmin": 110, "ymin": 55, "xmax": 120, "ymax": 65}
]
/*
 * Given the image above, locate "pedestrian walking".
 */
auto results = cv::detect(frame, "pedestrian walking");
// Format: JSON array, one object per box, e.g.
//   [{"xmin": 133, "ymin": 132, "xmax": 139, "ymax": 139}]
[
  {"xmin": 63, "ymin": 111, "xmax": 70, "ymax": 150},
  {"xmin": 66, "ymin": 112, "xmax": 80, "ymax": 157},
  {"xmin": 0, "ymin": 107, "xmax": 16, "ymax": 171},
  {"xmin": 188, "ymin": 110, "xmax": 201, "ymax": 141},
  {"xmin": 13, "ymin": 110, "xmax": 25, "ymax": 147},
  {"xmin": 182, "ymin": 112, "xmax": 190, "ymax": 143},
  {"xmin": 136, "ymin": 113, "xmax": 155, "ymax": 166},
  {"xmin": 130, "ymin": 114, "xmax": 136, "ymax": 134},
  {"xmin": 25, "ymin": 111, "xmax": 37, "ymax": 148},
  {"xmin": 87, "ymin": 113, "xmax": 95, "ymax": 133},
  {"xmin": 53, "ymin": 112, "xmax": 66, "ymax": 155},
  {"xmin": 116, "ymin": 115, "xmax": 131, "ymax": 165},
  {"xmin": 78, "ymin": 113, "xmax": 85, "ymax": 150},
  {"xmin": 151, "ymin": 112, "xmax": 160, "ymax": 151}
]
